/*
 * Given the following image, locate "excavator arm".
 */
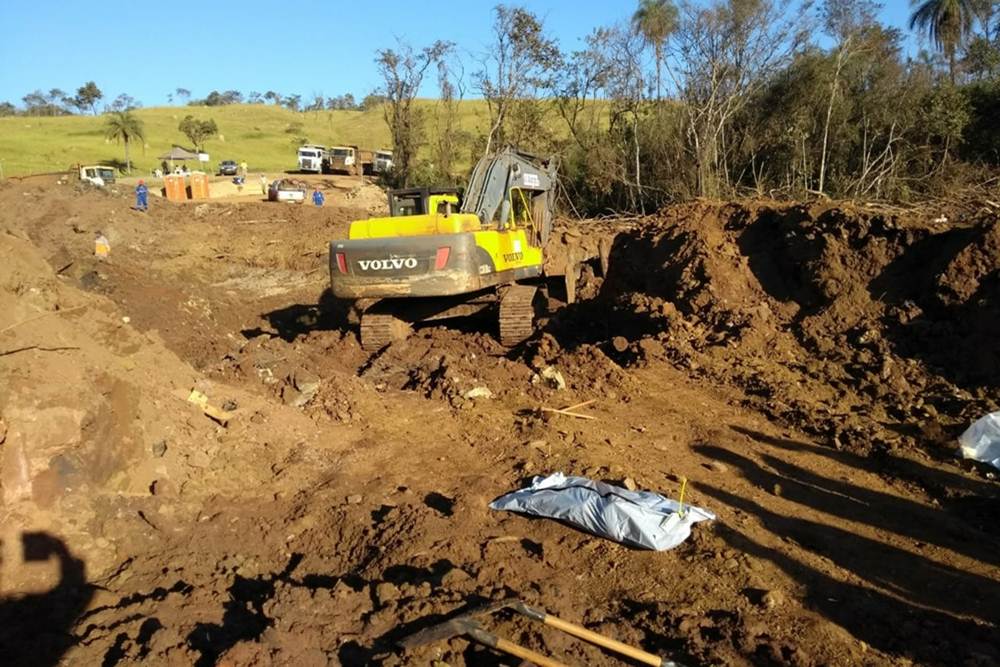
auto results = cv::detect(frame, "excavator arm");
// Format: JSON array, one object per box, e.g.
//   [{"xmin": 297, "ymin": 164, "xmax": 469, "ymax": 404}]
[{"xmin": 461, "ymin": 146, "xmax": 558, "ymax": 246}]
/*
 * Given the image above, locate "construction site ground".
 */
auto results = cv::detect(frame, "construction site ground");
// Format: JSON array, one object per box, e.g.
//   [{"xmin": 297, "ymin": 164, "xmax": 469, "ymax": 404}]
[{"xmin": 1, "ymin": 174, "xmax": 998, "ymax": 667}]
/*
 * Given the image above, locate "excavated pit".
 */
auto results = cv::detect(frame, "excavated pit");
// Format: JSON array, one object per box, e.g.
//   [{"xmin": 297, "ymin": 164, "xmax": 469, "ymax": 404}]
[{"xmin": 1, "ymin": 178, "xmax": 998, "ymax": 666}]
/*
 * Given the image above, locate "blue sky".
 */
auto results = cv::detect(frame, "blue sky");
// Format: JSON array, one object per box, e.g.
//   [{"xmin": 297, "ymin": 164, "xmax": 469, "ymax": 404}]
[{"xmin": 0, "ymin": 1, "xmax": 920, "ymax": 107}]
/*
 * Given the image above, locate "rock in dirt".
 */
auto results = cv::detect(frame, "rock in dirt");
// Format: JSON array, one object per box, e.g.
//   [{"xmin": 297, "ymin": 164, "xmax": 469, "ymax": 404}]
[
  {"xmin": 537, "ymin": 366, "xmax": 567, "ymax": 390},
  {"xmin": 375, "ymin": 582, "xmax": 400, "ymax": 606},
  {"xmin": 611, "ymin": 336, "xmax": 630, "ymax": 353},
  {"xmin": 622, "ymin": 476, "xmax": 638, "ymax": 491},
  {"xmin": 346, "ymin": 494, "xmax": 363, "ymax": 505},
  {"xmin": 151, "ymin": 439, "xmax": 167, "ymax": 457},
  {"xmin": 462, "ymin": 386, "xmax": 494, "ymax": 400},
  {"xmin": 707, "ymin": 461, "xmax": 728, "ymax": 473},
  {"xmin": 761, "ymin": 589, "xmax": 785, "ymax": 609},
  {"xmin": 193, "ymin": 203, "xmax": 210, "ymax": 218},
  {"xmin": 293, "ymin": 370, "xmax": 321, "ymax": 396},
  {"xmin": 441, "ymin": 567, "xmax": 472, "ymax": 588}
]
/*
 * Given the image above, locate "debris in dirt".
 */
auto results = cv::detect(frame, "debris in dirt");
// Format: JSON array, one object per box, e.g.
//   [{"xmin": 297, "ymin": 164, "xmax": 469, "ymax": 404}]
[
  {"xmin": 541, "ymin": 399, "xmax": 597, "ymax": 421},
  {"xmin": 94, "ymin": 232, "xmax": 110, "ymax": 258},
  {"xmin": 293, "ymin": 369, "xmax": 321, "ymax": 396},
  {"xmin": 186, "ymin": 388, "xmax": 235, "ymax": 426},
  {"xmin": 958, "ymin": 412, "xmax": 1000, "ymax": 470},
  {"xmin": 490, "ymin": 472, "xmax": 715, "ymax": 550},
  {"xmin": 463, "ymin": 386, "xmax": 494, "ymax": 400},
  {"xmin": 221, "ymin": 399, "xmax": 238, "ymax": 411},
  {"xmin": 194, "ymin": 203, "xmax": 210, "ymax": 218},
  {"xmin": 534, "ymin": 365, "xmax": 567, "ymax": 390},
  {"xmin": 762, "ymin": 590, "xmax": 786, "ymax": 609},
  {"xmin": 706, "ymin": 461, "xmax": 728, "ymax": 474}
]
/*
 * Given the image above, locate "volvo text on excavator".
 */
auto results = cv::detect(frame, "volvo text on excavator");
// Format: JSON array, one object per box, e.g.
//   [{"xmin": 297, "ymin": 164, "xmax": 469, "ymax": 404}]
[{"xmin": 328, "ymin": 147, "xmax": 574, "ymax": 350}]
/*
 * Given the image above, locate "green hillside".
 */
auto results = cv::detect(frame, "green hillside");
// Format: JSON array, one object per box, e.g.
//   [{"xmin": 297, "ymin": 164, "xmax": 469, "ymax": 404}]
[{"xmin": 0, "ymin": 101, "xmax": 494, "ymax": 176}]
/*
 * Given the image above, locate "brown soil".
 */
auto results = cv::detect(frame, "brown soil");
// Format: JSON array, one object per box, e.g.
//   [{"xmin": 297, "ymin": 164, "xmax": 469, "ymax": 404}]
[{"xmin": 1, "ymin": 177, "xmax": 998, "ymax": 667}]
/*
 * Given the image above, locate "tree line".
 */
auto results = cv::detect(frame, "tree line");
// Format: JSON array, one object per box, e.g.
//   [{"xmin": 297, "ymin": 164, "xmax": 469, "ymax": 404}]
[
  {"xmin": 0, "ymin": 84, "xmax": 384, "ymax": 117},
  {"xmin": 374, "ymin": 0, "xmax": 1000, "ymax": 213},
  {"xmin": 0, "ymin": 82, "xmax": 141, "ymax": 117}
]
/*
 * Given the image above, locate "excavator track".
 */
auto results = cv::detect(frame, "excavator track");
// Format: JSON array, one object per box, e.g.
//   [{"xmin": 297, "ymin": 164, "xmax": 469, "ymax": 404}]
[
  {"xmin": 360, "ymin": 312, "xmax": 411, "ymax": 351},
  {"xmin": 499, "ymin": 285, "xmax": 538, "ymax": 346}
]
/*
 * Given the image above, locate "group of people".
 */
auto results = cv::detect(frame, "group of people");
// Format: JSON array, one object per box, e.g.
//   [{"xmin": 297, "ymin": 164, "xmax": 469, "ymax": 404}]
[{"xmin": 134, "ymin": 177, "xmax": 326, "ymax": 210}]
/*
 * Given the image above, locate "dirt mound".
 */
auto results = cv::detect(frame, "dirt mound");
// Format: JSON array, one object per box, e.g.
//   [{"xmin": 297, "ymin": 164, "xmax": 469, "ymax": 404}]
[
  {"xmin": 556, "ymin": 201, "xmax": 1000, "ymax": 459},
  {"xmin": 342, "ymin": 181, "xmax": 390, "ymax": 216}
]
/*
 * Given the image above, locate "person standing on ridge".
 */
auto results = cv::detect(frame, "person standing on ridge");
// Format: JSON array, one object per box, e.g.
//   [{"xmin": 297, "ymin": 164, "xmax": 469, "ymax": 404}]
[
  {"xmin": 135, "ymin": 179, "xmax": 149, "ymax": 212},
  {"xmin": 312, "ymin": 187, "xmax": 325, "ymax": 207}
]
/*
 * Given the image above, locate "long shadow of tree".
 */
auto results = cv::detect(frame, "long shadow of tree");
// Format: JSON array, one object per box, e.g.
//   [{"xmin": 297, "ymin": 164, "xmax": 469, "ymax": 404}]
[{"xmin": 692, "ymin": 437, "xmax": 1000, "ymax": 665}]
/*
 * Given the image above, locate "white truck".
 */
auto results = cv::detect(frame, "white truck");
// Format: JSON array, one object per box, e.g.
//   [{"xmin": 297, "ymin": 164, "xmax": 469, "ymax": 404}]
[
  {"xmin": 372, "ymin": 149, "xmax": 394, "ymax": 174},
  {"xmin": 79, "ymin": 165, "xmax": 117, "ymax": 187},
  {"xmin": 297, "ymin": 144, "xmax": 327, "ymax": 173}
]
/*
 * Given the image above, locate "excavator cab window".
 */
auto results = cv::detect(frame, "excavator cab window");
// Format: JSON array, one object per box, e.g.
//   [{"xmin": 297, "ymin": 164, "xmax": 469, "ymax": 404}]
[
  {"xmin": 388, "ymin": 188, "xmax": 461, "ymax": 217},
  {"xmin": 391, "ymin": 193, "xmax": 423, "ymax": 216}
]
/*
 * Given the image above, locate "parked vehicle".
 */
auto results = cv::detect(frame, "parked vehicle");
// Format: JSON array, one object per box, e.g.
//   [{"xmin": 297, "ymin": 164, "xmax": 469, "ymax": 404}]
[
  {"xmin": 323, "ymin": 145, "xmax": 364, "ymax": 176},
  {"xmin": 298, "ymin": 144, "xmax": 326, "ymax": 173},
  {"xmin": 372, "ymin": 150, "xmax": 394, "ymax": 174},
  {"xmin": 268, "ymin": 178, "xmax": 307, "ymax": 203},
  {"xmin": 218, "ymin": 160, "xmax": 239, "ymax": 176},
  {"xmin": 78, "ymin": 165, "xmax": 116, "ymax": 187}
]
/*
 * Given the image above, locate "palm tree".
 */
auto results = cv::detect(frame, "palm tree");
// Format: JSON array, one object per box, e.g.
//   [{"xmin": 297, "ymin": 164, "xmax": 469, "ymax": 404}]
[
  {"xmin": 632, "ymin": 0, "xmax": 678, "ymax": 99},
  {"xmin": 104, "ymin": 110, "xmax": 145, "ymax": 174},
  {"xmin": 909, "ymin": 0, "xmax": 976, "ymax": 83}
]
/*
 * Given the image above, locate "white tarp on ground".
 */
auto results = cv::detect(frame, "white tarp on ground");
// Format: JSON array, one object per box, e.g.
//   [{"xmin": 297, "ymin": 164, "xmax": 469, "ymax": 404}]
[
  {"xmin": 959, "ymin": 412, "xmax": 1000, "ymax": 471},
  {"xmin": 490, "ymin": 472, "xmax": 716, "ymax": 551}
]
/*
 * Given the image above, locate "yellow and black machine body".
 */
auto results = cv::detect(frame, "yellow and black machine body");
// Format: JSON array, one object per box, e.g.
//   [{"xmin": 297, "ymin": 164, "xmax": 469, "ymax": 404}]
[{"xmin": 329, "ymin": 147, "xmax": 562, "ymax": 349}]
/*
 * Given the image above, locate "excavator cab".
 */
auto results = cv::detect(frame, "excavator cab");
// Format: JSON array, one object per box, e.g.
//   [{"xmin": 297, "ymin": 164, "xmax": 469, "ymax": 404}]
[{"xmin": 388, "ymin": 187, "xmax": 461, "ymax": 217}]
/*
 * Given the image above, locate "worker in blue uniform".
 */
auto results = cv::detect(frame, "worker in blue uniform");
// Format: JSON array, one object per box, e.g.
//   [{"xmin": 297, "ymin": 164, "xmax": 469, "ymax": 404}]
[{"xmin": 135, "ymin": 179, "xmax": 149, "ymax": 212}]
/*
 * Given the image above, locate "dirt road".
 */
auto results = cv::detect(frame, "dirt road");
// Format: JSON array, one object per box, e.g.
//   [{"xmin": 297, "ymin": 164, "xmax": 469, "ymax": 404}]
[{"xmin": 1, "ymin": 175, "xmax": 997, "ymax": 666}]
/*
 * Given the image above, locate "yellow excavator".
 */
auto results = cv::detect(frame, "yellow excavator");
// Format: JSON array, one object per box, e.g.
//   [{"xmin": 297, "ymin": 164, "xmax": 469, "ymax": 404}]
[{"xmin": 329, "ymin": 147, "xmax": 569, "ymax": 350}]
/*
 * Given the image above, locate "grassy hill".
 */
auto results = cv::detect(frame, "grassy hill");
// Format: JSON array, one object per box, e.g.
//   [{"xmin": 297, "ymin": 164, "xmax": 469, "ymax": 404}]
[{"xmin": 0, "ymin": 101, "xmax": 495, "ymax": 176}]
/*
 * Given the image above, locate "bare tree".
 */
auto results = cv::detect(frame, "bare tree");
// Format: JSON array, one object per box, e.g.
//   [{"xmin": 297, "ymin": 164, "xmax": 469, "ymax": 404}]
[
  {"xmin": 375, "ymin": 39, "xmax": 453, "ymax": 186},
  {"xmin": 817, "ymin": 0, "xmax": 880, "ymax": 194},
  {"xmin": 476, "ymin": 5, "xmax": 561, "ymax": 156},
  {"xmin": 664, "ymin": 0, "xmax": 811, "ymax": 197},
  {"xmin": 433, "ymin": 55, "xmax": 468, "ymax": 183}
]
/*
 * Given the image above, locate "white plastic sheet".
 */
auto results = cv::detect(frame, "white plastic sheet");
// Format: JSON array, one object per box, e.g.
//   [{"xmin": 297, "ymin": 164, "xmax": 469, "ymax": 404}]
[
  {"xmin": 490, "ymin": 472, "xmax": 715, "ymax": 551},
  {"xmin": 958, "ymin": 412, "xmax": 1000, "ymax": 471}
]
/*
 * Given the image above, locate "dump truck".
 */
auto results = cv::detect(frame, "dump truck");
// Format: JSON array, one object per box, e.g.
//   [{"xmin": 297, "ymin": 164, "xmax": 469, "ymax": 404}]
[
  {"xmin": 329, "ymin": 147, "xmax": 578, "ymax": 349},
  {"xmin": 323, "ymin": 145, "xmax": 368, "ymax": 176}
]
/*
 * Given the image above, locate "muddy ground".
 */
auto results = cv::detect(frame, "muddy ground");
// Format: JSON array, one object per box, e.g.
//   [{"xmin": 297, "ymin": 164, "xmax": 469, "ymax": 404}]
[{"xmin": 1, "ymin": 175, "xmax": 998, "ymax": 666}]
